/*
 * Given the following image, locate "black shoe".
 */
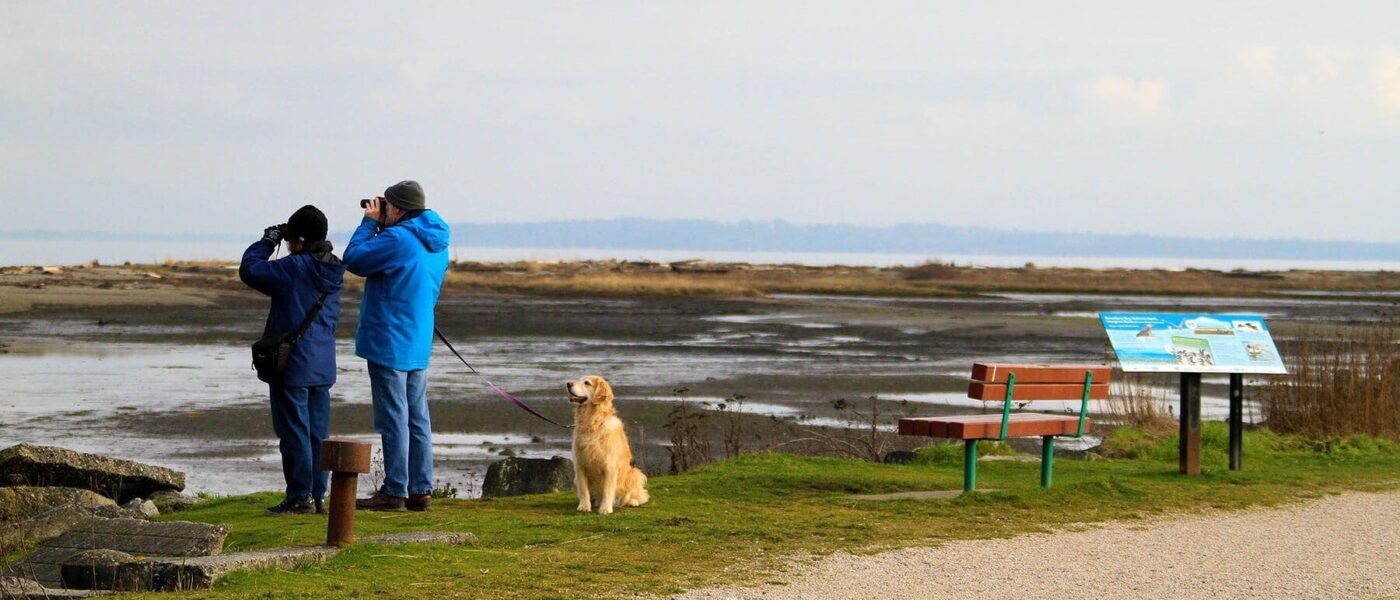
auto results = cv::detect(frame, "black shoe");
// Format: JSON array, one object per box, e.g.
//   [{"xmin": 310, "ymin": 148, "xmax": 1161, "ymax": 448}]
[
  {"xmin": 314, "ymin": 497, "xmax": 325, "ymax": 514},
  {"xmin": 266, "ymin": 497, "xmax": 315, "ymax": 516}
]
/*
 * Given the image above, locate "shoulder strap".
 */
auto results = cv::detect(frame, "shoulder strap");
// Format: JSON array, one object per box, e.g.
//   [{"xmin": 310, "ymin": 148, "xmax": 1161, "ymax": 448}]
[{"xmin": 289, "ymin": 292, "xmax": 329, "ymax": 344}]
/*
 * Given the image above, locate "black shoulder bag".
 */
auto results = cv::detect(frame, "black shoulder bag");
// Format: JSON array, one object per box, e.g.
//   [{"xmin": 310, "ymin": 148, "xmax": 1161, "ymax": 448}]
[{"xmin": 251, "ymin": 292, "xmax": 328, "ymax": 379}]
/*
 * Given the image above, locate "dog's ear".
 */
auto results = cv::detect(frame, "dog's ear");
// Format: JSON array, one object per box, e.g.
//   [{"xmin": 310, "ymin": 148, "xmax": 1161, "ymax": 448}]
[{"xmin": 591, "ymin": 377, "xmax": 614, "ymax": 405}]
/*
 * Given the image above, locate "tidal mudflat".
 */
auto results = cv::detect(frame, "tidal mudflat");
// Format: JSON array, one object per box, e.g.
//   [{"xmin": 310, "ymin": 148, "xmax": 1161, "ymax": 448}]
[{"xmin": 0, "ymin": 263, "xmax": 1392, "ymax": 496}]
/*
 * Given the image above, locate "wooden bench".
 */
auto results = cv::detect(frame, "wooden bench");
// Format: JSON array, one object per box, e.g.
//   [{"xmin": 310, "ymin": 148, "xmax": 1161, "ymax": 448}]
[{"xmin": 898, "ymin": 363, "xmax": 1111, "ymax": 492}]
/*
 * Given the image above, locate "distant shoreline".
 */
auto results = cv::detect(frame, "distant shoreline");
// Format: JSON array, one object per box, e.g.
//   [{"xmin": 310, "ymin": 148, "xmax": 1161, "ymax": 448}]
[
  {"xmin": 2, "ymin": 259, "xmax": 1396, "ymax": 308},
  {"xmin": 3, "ymin": 239, "xmax": 1398, "ymax": 273},
  {"xmin": 5, "ymin": 217, "xmax": 1398, "ymax": 265}
]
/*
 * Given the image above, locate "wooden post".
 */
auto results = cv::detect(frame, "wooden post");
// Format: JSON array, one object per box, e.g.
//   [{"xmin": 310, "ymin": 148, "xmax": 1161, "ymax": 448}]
[
  {"xmin": 1229, "ymin": 373, "xmax": 1244, "ymax": 471},
  {"xmin": 320, "ymin": 439, "xmax": 372, "ymax": 547},
  {"xmin": 1179, "ymin": 373, "xmax": 1201, "ymax": 475}
]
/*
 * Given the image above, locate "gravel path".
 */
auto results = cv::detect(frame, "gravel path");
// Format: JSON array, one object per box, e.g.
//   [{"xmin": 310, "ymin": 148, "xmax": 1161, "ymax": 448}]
[{"xmin": 675, "ymin": 491, "xmax": 1400, "ymax": 600}]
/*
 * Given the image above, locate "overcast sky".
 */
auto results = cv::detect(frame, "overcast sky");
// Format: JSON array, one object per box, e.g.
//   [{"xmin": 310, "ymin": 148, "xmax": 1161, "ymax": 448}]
[{"xmin": 3, "ymin": 2, "xmax": 1397, "ymax": 242}]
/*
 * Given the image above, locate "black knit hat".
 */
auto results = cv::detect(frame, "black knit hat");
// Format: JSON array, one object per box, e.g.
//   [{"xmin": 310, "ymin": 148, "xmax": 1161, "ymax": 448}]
[
  {"xmin": 384, "ymin": 180, "xmax": 426, "ymax": 211},
  {"xmin": 285, "ymin": 205, "xmax": 328, "ymax": 242}
]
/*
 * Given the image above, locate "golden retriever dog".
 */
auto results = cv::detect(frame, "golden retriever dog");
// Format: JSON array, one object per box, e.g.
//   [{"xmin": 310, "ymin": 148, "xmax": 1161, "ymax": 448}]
[{"xmin": 565, "ymin": 375, "xmax": 649, "ymax": 514}]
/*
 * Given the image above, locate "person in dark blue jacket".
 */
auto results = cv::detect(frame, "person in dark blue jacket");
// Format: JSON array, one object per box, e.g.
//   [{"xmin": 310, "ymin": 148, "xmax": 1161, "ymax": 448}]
[
  {"xmin": 344, "ymin": 180, "xmax": 450, "ymax": 512},
  {"xmin": 239, "ymin": 205, "xmax": 346, "ymax": 516}
]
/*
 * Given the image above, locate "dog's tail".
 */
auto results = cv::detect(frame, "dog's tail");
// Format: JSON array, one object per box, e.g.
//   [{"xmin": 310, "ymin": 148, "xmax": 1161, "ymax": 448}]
[{"xmin": 620, "ymin": 467, "xmax": 650, "ymax": 507}]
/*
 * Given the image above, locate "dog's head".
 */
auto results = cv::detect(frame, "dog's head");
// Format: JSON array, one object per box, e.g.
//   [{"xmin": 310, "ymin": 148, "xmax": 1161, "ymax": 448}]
[{"xmin": 565, "ymin": 375, "xmax": 613, "ymax": 407}]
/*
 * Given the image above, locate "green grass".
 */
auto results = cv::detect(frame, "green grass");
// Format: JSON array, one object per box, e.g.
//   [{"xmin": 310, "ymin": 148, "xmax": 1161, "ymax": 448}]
[{"xmin": 150, "ymin": 424, "xmax": 1398, "ymax": 599}]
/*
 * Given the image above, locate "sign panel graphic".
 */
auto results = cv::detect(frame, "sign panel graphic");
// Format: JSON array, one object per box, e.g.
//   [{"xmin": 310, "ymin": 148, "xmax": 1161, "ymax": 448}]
[{"xmin": 1100, "ymin": 312, "xmax": 1287, "ymax": 374}]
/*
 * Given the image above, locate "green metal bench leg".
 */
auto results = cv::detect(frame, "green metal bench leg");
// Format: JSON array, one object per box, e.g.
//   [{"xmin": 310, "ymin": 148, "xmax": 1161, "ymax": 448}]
[
  {"xmin": 964, "ymin": 439, "xmax": 978, "ymax": 493},
  {"xmin": 1041, "ymin": 436, "xmax": 1055, "ymax": 488}
]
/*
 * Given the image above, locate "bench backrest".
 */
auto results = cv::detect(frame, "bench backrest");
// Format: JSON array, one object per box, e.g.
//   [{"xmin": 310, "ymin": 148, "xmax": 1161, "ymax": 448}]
[{"xmin": 968, "ymin": 363, "xmax": 1112, "ymax": 401}]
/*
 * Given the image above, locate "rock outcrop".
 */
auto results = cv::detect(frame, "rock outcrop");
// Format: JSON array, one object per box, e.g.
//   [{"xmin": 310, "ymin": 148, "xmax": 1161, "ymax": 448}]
[
  {"xmin": 5, "ymin": 516, "xmax": 228, "ymax": 588},
  {"xmin": 0, "ymin": 444, "xmax": 184, "ymax": 503},
  {"xmin": 481, "ymin": 456, "xmax": 575, "ymax": 498},
  {"xmin": 0, "ymin": 487, "xmax": 116, "ymax": 522},
  {"xmin": 59, "ymin": 549, "xmax": 137, "ymax": 591}
]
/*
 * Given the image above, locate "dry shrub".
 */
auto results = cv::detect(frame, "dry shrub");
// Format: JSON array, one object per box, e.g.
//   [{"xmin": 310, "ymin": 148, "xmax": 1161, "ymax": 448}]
[
  {"xmin": 901, "ymin": 260, "xmax": 960, "ymax": 281},
  {"xmin": 773, "ymin": 397, "xmax": 902, "ymax": 463},
  {"xmin": 665, "ymin": 400, "xmax": 713, "ymax": 474},
  {"xmin": 445, "ymin": 271, "xmax": 765, "ymax": 297},
  {"xmin": 1106, "ymin": 371, "xmax": 1176, "ymax": 430},
  {"xmin": 1260, "ymin": 324, "xmax": 1399, "ymax": 440},
  {"xmin": 662, "ymin": 394, "xmax": 919, "ymax": 473}
]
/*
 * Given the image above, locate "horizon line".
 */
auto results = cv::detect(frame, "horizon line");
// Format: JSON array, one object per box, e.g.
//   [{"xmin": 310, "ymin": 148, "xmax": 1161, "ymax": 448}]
[{"xmin": 2, "ymin": 218, "xmax": 1398, "ymax": 247}]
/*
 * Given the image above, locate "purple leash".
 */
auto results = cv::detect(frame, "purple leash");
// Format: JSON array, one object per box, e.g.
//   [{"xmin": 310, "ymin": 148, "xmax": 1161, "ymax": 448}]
[{"xmin": 434, "ymin": 327, "xmax": 574, "ymax": 429}]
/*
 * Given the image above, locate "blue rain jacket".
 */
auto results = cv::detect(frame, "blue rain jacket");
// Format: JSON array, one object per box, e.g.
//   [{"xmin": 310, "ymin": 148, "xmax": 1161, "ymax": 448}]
[
  {"xmin": 239, "ymin": 240, "xmax": 346, "ymax": 386},
  {"xmin": 343, "ymin": 210, "xmax": 450, "ymax": 372}
]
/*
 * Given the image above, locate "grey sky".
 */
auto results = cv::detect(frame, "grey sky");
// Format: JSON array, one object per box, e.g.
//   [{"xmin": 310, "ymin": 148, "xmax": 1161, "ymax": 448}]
[{"xmin": 3, "ymin": 1, "xmax": 1398, "ymax": 242}]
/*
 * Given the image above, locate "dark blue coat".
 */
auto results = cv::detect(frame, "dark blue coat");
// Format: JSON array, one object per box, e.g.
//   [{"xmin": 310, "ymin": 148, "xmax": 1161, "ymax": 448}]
[{"xmin": 240, "ymin": 240, "xmax": 346, "ymax": 387}]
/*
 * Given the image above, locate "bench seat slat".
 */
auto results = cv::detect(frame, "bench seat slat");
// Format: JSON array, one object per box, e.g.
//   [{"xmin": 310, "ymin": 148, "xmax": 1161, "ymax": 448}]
[
  {"xmin": 968, "ymin": 382, "xmax": 1110, "ymax": 401},
  {"xmin": 971, "ymin": 363, "xmax": 1112, "ymax": 384},
  {"xmin": 898, "ymin": 414, "xmax": 1091, "ymax": 440}
]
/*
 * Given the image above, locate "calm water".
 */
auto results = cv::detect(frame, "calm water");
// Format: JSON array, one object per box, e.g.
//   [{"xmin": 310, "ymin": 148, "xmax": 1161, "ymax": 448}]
[{"xmin": 3, "ymin": 239, "xmax": 1399, "ymax": 271}]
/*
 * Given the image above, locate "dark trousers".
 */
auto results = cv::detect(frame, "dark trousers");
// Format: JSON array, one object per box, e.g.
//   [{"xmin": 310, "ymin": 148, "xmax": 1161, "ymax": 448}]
[{"xmin": 269, "ymin": 384, "xmax": 331, "ymax": 501}]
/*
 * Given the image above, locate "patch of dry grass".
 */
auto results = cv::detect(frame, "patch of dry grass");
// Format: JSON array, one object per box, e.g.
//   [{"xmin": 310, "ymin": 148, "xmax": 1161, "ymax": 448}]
[
  {"xmin": 1260, "ymin": 324, "xmax": 1399, "ymax": 440},
  {"xmin": 443, "ymin": 265, "xmax": 961, "ymax": 298},
  {"xmin": 440, "ymin": 261, "xmax": 1399, "ymax": 298},
  {"xmin": 1106, "ymin": 371, "xmax": 1177, "ymax": 430},
  {"xmin": 8, "ymin": 258, "xmax": 1396, "ymax": 300},
  {"xmin": 445, "ymin": 271, "xmax": 769, "ymax": 297}
]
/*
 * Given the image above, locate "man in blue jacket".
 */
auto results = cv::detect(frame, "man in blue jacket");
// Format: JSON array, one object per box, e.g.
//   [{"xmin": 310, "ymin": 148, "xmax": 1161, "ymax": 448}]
[
  {"xmin": 345, "ymin": 180, "xmax": 450, "ymax": 512},
  {"xmin": 239, "ymin": 205, "xmax": 346, "ymax": 515}
]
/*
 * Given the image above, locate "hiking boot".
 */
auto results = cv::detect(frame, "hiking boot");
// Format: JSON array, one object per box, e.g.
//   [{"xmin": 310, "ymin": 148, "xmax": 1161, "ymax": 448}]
[
  {"xmin": 407, "ymin": 493, "xmax": 432, "ymax": 512},
  {"xmin": 266, "ymin": 496, "xmax": 315, "ymax": 516},
  {"xmin": 355, "ymin": 488, "xmax": 407, "ymax": 512}
]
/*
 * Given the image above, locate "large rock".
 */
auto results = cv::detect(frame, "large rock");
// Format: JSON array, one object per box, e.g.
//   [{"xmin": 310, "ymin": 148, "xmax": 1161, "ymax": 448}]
[
  {"xmin": 4, "ymin": 517, "xmax": 227, "ymax": 588},
  {"xmin": 0, "ymin": 444, "xmax": 184, "ymax": 503},
  {"xmin": 0, "ymin": 575, "xmax": 46, "ymax": 597},
  {"xmin": 0, "ymin": 487, "xmax": 116, "ymax": 522},
  {"xmin": 141, "ymin": 531, "xmax": 476, "ymax": 591},
  {"xmin": 145, "ymin": 546, "xmax": 338, "ymax": 591},
  {"xmin": 881, "ymin": 450, "xmax": 918, "ymax": 465},
  {"xmin": 0, "ymin": 502, "xmax": 149, "ymax": 562},
  {"xmin": 0, "ymin": 575, "xmax": 98, "ymax": 598},
  {"xmin": 59, "ymin": 549, "xmax": 138, "ymax": 591},
  {"xmin": 2, "ymin": 506, "xmax": 105, "ymax": 556},
  {"xmin": 481, "ymin": 456, "xmax": 574, "ymax": 498}
]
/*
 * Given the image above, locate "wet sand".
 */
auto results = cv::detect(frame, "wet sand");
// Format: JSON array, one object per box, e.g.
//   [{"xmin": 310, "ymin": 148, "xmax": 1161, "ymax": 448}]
[{"xmin": 0, "ymin": 264, "xmax": 1393, "ymax": 497}]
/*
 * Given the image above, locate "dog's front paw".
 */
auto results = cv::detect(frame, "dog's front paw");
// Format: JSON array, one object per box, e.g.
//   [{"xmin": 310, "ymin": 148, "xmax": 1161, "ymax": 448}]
[
  {"xmin": 598, "ymin": 503, "xmax": 614, "ymax": 515},
  {"xmin": 576, "ymin": 502, "xmax": 592, "ymax": 513}
]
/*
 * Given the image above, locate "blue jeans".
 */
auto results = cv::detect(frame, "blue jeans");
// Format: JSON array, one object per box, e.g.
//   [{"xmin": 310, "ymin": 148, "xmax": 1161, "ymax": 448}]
[
  {"xmin": 268, "ymin": 384, "xmax": 331, "ymax": 502},
  {"xmin": 368, "ymin": 362, "xmax": 433, "ymax": 496}
]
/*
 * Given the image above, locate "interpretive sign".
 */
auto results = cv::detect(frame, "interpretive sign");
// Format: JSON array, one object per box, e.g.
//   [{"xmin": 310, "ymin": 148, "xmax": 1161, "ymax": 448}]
[{"xmin": 1100, "ymin": 312, "xmax": 1287, "ymax": 374}]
